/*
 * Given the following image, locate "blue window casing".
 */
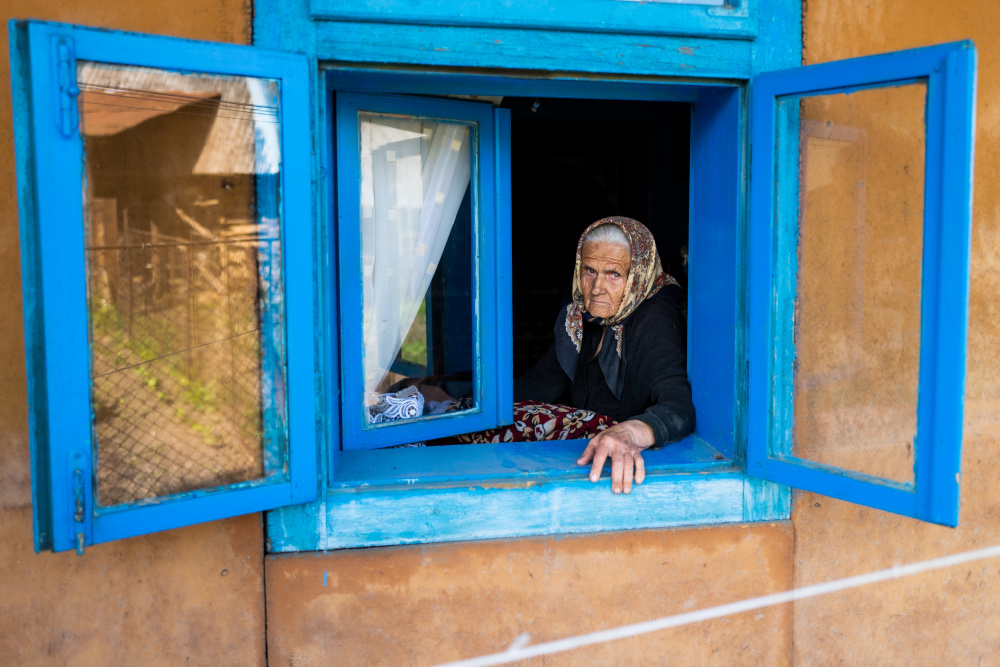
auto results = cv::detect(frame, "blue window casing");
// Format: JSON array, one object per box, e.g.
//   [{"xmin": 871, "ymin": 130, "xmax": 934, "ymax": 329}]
[
  {"xmin": 258, "ymin": 0, "xmax": 975, "ymax": 549},
  {"xmin": 267, "ymin": 71, "xmax": 786, "ymax": 552},
  {"xmin": 748, "ymin": 42, "xmax": 977, "ymax": 527},
  {"xmin": 8, "ymin": 0, "xmax": 977, "ymax": 553},
  {"xmin": 10, "ymin": 21, "xmax": 318, "ymax": 553},
  {"xmin": 259, "ymin": 0, "xmax": 805, "ymax": 551}
]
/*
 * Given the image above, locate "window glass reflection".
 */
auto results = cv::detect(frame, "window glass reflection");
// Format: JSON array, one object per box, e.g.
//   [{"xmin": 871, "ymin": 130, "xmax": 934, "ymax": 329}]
[
  {"xmin": 79, "ymin": 62, "xmax": 287, "ymax": 505},
  {"xmin": 785, "ymin": 82, "xmax": 927, "ymax": 484},
  {"xmin": 359, "ymin": 113, "xmax": 477, "ymax": 426}
]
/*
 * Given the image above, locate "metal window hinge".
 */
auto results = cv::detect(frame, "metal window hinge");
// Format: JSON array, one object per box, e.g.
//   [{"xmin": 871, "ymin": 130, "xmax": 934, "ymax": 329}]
[
  {"xmin": 55, "ymin": 37, "xmax": 79, "ymax": 137},
  {"xmin": 71, "ymin": 451, "xmax": 87, "ymax": 555}
]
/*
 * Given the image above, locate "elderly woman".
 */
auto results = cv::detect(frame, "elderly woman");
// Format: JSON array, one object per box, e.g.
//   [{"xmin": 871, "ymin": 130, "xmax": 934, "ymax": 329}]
[
  {"xmin": 434, "ymin": 216, "xmax": 694, "ymax": 493},
  {"xmin": 513, "ymin": 216, "xmax": 696, "ymax": 493}
]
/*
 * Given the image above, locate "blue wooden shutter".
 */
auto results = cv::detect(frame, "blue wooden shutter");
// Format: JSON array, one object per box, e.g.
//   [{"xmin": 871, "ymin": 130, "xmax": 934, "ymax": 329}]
[
  {"xmin": 334, "ymin": 93, "xmax": 510, "ymax": 450},
  {"xmin": 747, "ymin": 42, "xmax": 976, "ymax": 525},
  {"xmin": 10, "ymin": 21, "xmax": 317, "ymax": 552}
]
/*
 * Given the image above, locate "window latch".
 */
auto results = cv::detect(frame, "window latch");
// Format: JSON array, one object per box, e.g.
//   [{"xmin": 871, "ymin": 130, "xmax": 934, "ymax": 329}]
[{"xmin": 55, "ymin": 37, "xmax": 79, "ymax": 138}]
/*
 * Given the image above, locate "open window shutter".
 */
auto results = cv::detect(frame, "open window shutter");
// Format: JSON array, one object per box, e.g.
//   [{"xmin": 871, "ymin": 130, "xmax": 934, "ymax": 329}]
[
  {"xmin": 746, "ymin": 42, "xmax": 976, "ymax": 526},
  {"xmin": 11, "ymin": 21, "xmax": 317, "ymax": 552},
  {"xmin": 334, "ymin": 93, "xmax": 509, "ymax": 450}
]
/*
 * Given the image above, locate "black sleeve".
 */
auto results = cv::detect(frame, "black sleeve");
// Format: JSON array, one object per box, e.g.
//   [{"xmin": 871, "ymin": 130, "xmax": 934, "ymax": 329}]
[
  {"xmin": 626, "ymin": 298, "xmax": 696, "ymax": 447},
  {"xmin": 513, "ymin": 340, "xmax": 570, "ymax": 404}
]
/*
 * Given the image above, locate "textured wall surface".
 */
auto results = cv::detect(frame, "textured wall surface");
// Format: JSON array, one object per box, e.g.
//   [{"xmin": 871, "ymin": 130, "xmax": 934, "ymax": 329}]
[
  {"xmin": 792, "ymin": 1, "xmax": 1000, "ymax": 664},
  {"xmin": 0, "ymin": 510, "xmax": 266, "ymax": 665},
  {"xmin": 267, "ymin": 524, "xmax": 793, "ymax": 665},
  {"xmin": 0, "ymin": 2, "xmax": 266, "ymax": 665}
]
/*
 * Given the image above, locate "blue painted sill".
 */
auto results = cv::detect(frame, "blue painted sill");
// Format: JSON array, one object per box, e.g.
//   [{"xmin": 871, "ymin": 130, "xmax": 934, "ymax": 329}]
[
  {"xmin": 332, "ymin": 435, "xmax": 732, "ymax": 489},
  {"xmin": 266, "ymin": 436, "xmax": 790, "ymax": 551}
]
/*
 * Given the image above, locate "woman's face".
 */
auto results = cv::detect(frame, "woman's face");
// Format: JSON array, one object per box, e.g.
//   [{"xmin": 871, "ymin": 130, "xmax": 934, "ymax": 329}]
[{"xmin": 580, "ymin": 241, "xmax": 631, "ymax": 319}]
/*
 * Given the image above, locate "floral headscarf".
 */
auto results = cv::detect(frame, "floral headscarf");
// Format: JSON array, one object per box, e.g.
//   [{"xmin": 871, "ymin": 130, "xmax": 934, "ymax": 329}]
[{"xmin": 554, "ymin": 216, "xmax": 679, "ymax": 399}]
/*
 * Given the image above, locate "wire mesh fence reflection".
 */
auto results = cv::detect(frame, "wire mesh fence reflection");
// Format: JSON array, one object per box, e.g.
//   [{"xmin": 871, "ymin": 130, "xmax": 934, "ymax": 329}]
[{"xmin": 87, "ymin": 227, "xmax": 269, "ymax": 506}]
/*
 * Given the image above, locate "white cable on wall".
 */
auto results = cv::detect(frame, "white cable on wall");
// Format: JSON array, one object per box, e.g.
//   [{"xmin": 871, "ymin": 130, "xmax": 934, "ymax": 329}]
[{"xmin": 434, "ymin": 542, "xmax": 1000, "ymax": 667}]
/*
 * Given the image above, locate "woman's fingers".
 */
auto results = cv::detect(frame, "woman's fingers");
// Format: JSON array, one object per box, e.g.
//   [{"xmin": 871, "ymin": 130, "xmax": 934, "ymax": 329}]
[
  {"xmin": 634, "ymin": 451, "xmax": 646, "ymax": 486},
  {"xmin": 611, "ymin": 444, "xmax": 626, "ymax": 494},
  {"xmin": 620, "ymin": 450, "xmax": 635, "ymax": 494},
  {"xmin": 578, "ymin": 435, "xmax": 610, "ymax": 482},
  {"xmin": 588, "ymin": 439, "xmax": 611, "ymax": 482},
  {"xmin": 579, "ymin": 427, "xmax": 646, "ymax": 492},
  {"xmin": 577, "ymin": 438, "xmax": 598, "ymax": 466}
]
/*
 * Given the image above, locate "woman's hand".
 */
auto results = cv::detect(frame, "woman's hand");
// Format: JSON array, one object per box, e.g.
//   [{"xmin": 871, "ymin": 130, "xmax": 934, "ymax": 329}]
[{"xmin": 576, "ymin": 420, "xmax": 657, "ymax": 494}]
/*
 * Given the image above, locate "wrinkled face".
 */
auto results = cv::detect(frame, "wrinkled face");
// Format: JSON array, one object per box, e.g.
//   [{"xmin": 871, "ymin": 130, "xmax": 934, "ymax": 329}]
[{"xmin": 580, "ymin": 241, "xmax": 631, "ymax": 319}]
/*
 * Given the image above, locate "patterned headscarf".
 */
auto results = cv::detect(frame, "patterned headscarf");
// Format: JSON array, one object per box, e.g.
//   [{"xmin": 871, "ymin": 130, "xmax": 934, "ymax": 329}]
[{"xmin": 554, "ymin": 216, "xmax": 679, "ymax": 399}]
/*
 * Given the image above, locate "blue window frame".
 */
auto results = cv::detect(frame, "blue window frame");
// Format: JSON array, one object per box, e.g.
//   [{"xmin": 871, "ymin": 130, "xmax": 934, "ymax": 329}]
[
  {"xmin": 268, "ymin": 44, "xmax": 974, "ymax": 551},
  {"xmin": 334, "ymin": 93, "xmax": 511, "ymax": 449},
  {"xmin": 266, "ymin": 70, "xmax": 775, "ymax": 552},
  {"xmin": 10, "ymin": 12, "xmax": 977, "ymax": 553},
  {"xmin": 747, "ymin": 42, "xmax": 977, "ymax": 526},
  {"xmin": 10, "ymin": 21, "xmax": 317, "ymax": 553}
]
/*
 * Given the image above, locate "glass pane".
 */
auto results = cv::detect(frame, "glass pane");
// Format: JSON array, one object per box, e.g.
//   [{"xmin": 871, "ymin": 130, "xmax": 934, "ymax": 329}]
[
  {"xmin": 359, "ymin": 113, "xmax": 476, "ymax": 426},
  {"xmin": 783, "ymin": 82, "xmax": 926, "ymax": 485},
  {"xmin": 79, "ymin": 62, "xmax": 286, "ymax": 506}
]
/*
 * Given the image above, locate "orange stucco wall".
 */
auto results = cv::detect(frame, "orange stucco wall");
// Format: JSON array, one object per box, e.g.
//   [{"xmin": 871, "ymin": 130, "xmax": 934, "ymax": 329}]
[
  {"xmin": 791, "ymin": 1, "xmax": 1000, "ymax": 663},
  {"xmin": 266, "ymin": 525, "xmax": 794, "ymax": 665},
  {"xmin": 0, "ymin": 2, "xmax": 268, "ymax": 665}
]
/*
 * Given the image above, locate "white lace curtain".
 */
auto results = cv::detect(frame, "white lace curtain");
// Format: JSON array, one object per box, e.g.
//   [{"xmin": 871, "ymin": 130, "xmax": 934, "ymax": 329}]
[{"xmin": 359, "ymin": 114, "xmax": 472, "ymax": 398}]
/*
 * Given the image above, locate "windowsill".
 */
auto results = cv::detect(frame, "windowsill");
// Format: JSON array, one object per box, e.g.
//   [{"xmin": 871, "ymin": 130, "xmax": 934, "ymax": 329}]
[
  {"xmin": 266, "ymin": 437, "xmax": 790, "ymax": 552},
  {"xmin": 332, "ymin": 436, "xmax": 732, "ymax": 489}
]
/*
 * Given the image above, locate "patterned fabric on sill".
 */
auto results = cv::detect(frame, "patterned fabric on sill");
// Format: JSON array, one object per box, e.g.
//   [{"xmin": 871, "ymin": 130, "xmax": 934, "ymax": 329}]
[
  {"xmin": 430, "ymin": 400, "xmax": 618, "ymax": 445},
  {"xmin": 367, "ymin": 385, "xmax": 425, "ymax": 424}
]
